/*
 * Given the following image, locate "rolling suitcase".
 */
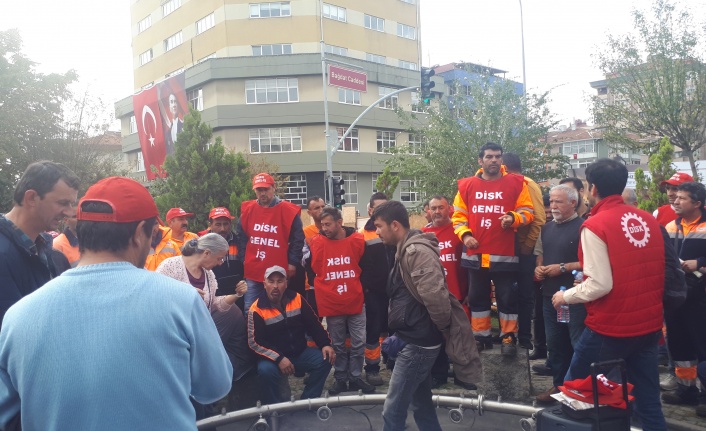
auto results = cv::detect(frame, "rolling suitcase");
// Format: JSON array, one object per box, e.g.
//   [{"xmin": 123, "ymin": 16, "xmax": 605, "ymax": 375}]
[{"xmin": 537, "ymin": 359, "xmax": 631, "ymax": 431}]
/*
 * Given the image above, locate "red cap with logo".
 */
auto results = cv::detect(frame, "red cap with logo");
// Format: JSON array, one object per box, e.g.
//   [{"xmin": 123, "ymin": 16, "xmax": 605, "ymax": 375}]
[
  {"xmin": 209, "ymin": 207, "xmax": 235, "ymax": 220},
  {"xmin": 660, "ymin": 172, "xmax": 694, "ymax": 187},
  {"xmin": 166, "ymin": 207, "xmax": 195, "ymax": 222},
  {"xmin": 252, "ymin": 172, "xmax": 275, "ymax": 190},
  {"xmin": 77, "ymin": 177, "xmax": 159, "ymax": 223}
]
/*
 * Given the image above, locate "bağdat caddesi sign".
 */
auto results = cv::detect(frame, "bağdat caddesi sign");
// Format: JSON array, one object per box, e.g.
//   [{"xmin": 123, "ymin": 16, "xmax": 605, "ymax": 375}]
[{"xmin": 328, "ymin": 65, "xmax": 367, "ymax": 92}]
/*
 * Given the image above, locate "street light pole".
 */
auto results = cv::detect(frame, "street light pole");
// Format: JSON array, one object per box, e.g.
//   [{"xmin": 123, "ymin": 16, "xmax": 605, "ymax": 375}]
[{"xmin": 518, "ymin": 0, "xmax": 527, "ymax": 100}]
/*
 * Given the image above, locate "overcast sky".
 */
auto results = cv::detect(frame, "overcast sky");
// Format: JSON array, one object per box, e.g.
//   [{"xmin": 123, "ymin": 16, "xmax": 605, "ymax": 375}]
[{"xmin": 2, "ymin": 0, "xmax": 705, "ymax": 128}]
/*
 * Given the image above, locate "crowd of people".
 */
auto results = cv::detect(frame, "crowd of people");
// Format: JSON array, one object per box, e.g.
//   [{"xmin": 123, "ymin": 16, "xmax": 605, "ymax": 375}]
[{"xmin": 0, "ymin": 144, "xmax": 703, "ymax": 430}]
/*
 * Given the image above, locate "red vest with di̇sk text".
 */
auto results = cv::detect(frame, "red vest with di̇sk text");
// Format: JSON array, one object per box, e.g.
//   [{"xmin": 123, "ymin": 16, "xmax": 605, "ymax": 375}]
[{"xmin": 423, "ymin": 222, "xmax": 468, "ymax": 302}]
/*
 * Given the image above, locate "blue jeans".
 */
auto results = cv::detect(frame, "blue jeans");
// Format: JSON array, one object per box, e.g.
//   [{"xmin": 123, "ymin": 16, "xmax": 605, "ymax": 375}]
[
  {"xmin": 382, "ymin": 343, "xmax": 442, "ymax": 431},
  {"xmin": 543, "ymin": 297, "xmax": 586, "ymax": 388},
  {"xmin": 257, "ymin": 347, "xmax": 332, "ymax": 405},
  {"xmin": 244, "ymin": 279, "xmax": 264, "ymax": 311},
  {"xmin": 565, "ymin": 328, "xmax": 666, "ymax": 431}
]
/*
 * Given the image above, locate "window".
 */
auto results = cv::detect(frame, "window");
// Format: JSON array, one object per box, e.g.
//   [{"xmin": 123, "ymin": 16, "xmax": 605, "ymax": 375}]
[
  {"xmin": 135, "ymin": 151, "xmax": 145, "ymax": 172},
  {"xmin": 334, "ymin": 172, "xmax": 358, "ymax": 204},
  {"xmin": 137, "ymin": 16, "xmax": 152, "ymax": 33},
  {"xmin": 250, "ymin": 2, "xmax": 291, "ymax": 18},
  {"xmin": 378, "ymin": 86, "xmax": 398, "ymax": 109},
  {"xmin": 364, "ymin": 14, "xmax": 384, "ymax": 32},
  {"xmin": 399, "ymin": 60, "xmax": 417, "ymax": 71},
  {"xmin": 198, "ymin": 53, "xmax": 216, "ymax": 63},
  {"xmin": 196, "ymin": 13, "xmax": 215, "ymax": 35},
  {"xmin": 165, "ymin": 68, "xmax": 184, "ymax": 78},
  {"xmin": 397, "ymin": 23, "xmax": 416, "ymax": 40},
  {"xmin": 322, "ymin": 3, "xmax": 346, "ymax": 22},
  {"xmin": 324, "ymin": 44, "xmax": 347, "ymax": 56},
  {"xmin": 371, "ymin": 173, "xmax": 380, "ymax": 193},
  {"xmin": 249, "ymin": 127, "xmax": 302, "ymax": 153},
  {"xmin": 338, "ymin": 88, "xmax": 360, "ymax": 105},
  {"xmin": 139, "ymin": 49, "xmax": 152, "ymax": 65},
  {"xmin": 400, "ymin": 0, "xmax": 416, "ymax": 3},
  {"xmin": 252, "ymin": 43, "xmax": 292, "ymax": 56},
  {"xmin": 129, "ymin": 116, "xmax": 137, "ymax": 134},
  {"xmin": 245, "ymin": 78, "xmax": 299, "ymax": 104},
  {"xmin": 377, "ymin": 130, "xmax": 396, "ymax": 153},
  {"xmin": 188, "ymin": 88, "xmax": 203, "ymax": 111},
  {"xmin": 408, "ymin": 134, "xmax": 424, "ymax": 154},
  {"xmin": 162, "ymin": 0, "xmax": 181, "ymax": 17},
  {"xmin": 366, "ymin": 53, "xmax": 386, "ymax": 64},
  {"xmin": 400, "ymin": 179, "xmax": 419, "ymax": 202},
  {"xmin": 411, "ymin": 91, "xmax": 424, "ymax": 113},
  {"xmin": 283, "ymin": 174, "xmax": 307, "ymax": 205},
  {"xmin": 336, "ymin": 127, "xmax": 359, "ymax": 152},
  {"xmin": 164, "ymin": 31, "xmax": 183, "ymax": 52},
  {"xmin": 562, "ymin": 140, "xmax": 596, "ymax": 156}
]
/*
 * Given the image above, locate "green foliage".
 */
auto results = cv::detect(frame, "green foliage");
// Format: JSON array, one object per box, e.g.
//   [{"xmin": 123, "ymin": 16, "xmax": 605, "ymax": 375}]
[
  {"xmin": 591, "ymin": 0, "xmax": 706, "ymax": 179},
  {"xmin": 634, "ymin": 137, "xmax": 676, "ymax": 212},
  {"xmin": 387, "ymin": 71, "xmax": 566, "ymax": 201},
  {"xmin": 151, "ymin": 109, "xmax": 252, "ymax": 231},
  {"xmin": 375, "ymin": 166, "xmax": 399, "ymax": 199}
]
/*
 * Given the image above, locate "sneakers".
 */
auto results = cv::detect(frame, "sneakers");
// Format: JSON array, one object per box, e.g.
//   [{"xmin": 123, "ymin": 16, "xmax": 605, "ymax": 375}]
[
  {"xmin": 532, "ymin": 363, "xmax": 553, "ymax": 376},
  {"xmin": 349, "ymin": 377, "xmax": 375, "ymax": 394},
  {"xmin": 659, "ymin": 373, "xmax": 678, "ymax": 391},
  {"xmin": 535, "ymin": 386, "xmax": 559, "ymax": 404},
  {"xmin": 662, "ymin": 384, "xmax": 699, "ymax": 406},
  {"xmin": 328, "ymin": 379, "xmax": 348, "ymax": 395},
  {"xmin": 501, "ymin": 333, "xmax": 517, "ymax": 357},
  {"xmin": 475, "ymin": 336, "xmax": 493, "ymax": 351},
  {"xmin": 365, "ymin": 371, "xmax": 384, "ymax": 386}
]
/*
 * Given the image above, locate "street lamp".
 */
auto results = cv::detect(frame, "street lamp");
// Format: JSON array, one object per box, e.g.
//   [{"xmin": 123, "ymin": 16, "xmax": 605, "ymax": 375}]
[{"xmin": 518, "ymin": 0, "xmax": 527, "ymax": 100}]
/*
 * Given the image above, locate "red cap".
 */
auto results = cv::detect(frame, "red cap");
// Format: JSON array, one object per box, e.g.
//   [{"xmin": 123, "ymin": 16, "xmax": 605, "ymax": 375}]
[
  {"xmin": 252, "ymin": 172, "xmax": 275, "ymax": 190},
  {"xmin": 166, "ymin": 207, "xmax": 195, "ymax": 222},
  {"xmin": 209, "ymin": 207, "xmax": 235, "ymax": 220},
  {"xmin": 77, "ymin": 177, "xmax": 159, "ymax": 223},
  {"xmin": 660, "ymin": 172, "xmax": 694, "ymax": 187}
]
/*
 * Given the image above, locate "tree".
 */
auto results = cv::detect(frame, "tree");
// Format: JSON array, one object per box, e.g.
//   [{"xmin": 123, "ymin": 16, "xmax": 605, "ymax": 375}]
[
  {"xmin": 150, "ymin": 108, "xmax": 252, "ymax": 231},
  {"xmin": 387, "ymin": 71, "xmax": 566, "ymax": 201},
  {"xmin": 591, "ymin": 0, "xmax": 706, "ymax": 179},
  {"xmin": 634, "ymin": 137, "xmax": 676, "ymax": 212},
  {"xmin": 375, "ymin": 166, "xmax": 399, "ymax": 199}
]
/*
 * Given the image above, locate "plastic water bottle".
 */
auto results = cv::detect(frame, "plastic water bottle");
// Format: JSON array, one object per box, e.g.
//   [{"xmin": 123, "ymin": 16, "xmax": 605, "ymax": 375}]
[
  {"xmin": 572, "ymin": 270, "xmax": 584, "ymax": 282},
  {"xmin": 557, "ymin": 286, "xmax": 570, "ymax": 323}
]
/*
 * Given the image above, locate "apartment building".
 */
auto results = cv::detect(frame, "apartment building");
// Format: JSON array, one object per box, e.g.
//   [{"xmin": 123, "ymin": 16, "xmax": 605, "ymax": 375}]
[{"xmin": 115, "ymin": 0, "xmax": 440, "ymax": 213}]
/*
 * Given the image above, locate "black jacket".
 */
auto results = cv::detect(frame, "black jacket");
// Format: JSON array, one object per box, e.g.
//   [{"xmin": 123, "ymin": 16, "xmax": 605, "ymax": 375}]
[{"xmin": 359, "ymin": 218, "xmax": 395, "ymax": 295}]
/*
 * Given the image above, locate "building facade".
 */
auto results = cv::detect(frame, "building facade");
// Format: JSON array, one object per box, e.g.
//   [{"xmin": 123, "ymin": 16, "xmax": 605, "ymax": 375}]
[{"xmin": 116, "ymin": 0, "xmax": 442, "ymax": 213}]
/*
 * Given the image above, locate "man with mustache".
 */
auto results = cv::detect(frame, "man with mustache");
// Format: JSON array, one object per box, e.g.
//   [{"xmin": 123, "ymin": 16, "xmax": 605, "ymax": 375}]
[
  {"xmin": 165, "ymin": 207, "xmax": 199, "ymax": 250},
  {"xmin": 452, "ymin": 142, "xmax": 534, "ymax": 356}
]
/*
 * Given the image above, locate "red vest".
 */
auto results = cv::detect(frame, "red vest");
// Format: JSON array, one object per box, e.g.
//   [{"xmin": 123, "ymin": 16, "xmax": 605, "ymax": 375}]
[
  {"xmin": 310, "ymin": 232, "xmax": 365, "ymax": 316},
  {"xmin": 423, "ymin": 222, "xmax": 468, "ymax": 301},
  {"xmin": 457, "ymin": 173, "xmax": 524, "ymax": 270},
  {"xmin": 241, "ymin": 200, "xmax": 301, "ymax": 282},
  {"xmin": 655, "ymin": 204, "xmax": 676, "ymax": 227},
  {"xmin": 578, "ymin": 195, "xmax": 664, "ymax": 337}
]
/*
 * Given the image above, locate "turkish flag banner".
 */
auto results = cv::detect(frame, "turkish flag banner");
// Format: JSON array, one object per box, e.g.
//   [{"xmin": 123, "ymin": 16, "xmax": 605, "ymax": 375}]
[{"xmin": 133, "ymin": 86, "xmax": 167, "ymax": 180}]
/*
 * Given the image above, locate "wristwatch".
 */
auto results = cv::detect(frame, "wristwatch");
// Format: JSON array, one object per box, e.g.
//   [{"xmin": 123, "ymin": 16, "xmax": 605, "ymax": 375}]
[{"xmin": 560, "ymin": 263, "xmax": 566, "ymax": 273}]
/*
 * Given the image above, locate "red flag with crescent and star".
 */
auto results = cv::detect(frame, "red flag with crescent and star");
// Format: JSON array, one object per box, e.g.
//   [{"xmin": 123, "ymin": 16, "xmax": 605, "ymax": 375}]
[{"xmin": 133, "ymin": 86, "xmax": 167, "ymax": 180}]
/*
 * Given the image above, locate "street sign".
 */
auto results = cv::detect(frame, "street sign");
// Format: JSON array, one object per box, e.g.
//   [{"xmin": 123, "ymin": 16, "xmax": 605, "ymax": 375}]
[{"xmin": 328, "ymin": 65, "xmax": 367, "ymax": 92}]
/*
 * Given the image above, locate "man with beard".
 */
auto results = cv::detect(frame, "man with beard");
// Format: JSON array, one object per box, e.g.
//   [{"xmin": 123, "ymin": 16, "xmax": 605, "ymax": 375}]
[
  {"xmin": 310, "ymin": 207, "xmax": 375, "ymax": 394},
  {"xmin": 655, "ymin": 172, "xmax": 694, "ymax": 226},
  {"xmin": 236, "ymin": 173, "xmax": 304, "ymax": 310},
  {"xmin": 165, "ymin": 207, "xmax": 199, "ymax": 250},
  {"xmin": 452, "ymin": 142, "xmax": 534, "ymax": 356},
  {"xmin": 199, "ymin": 207, "xmax": 244, "ymax": 297},
  {"xmin": 0, "ymin": 177, "xmax": 231, "ymax": 430}
]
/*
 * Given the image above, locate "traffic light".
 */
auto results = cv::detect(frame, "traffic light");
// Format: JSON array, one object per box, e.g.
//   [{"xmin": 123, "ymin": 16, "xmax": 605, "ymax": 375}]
[
  {"xmin": 331, "ymin": 176, "xmax": 346, "ymax": 209},
  {"xmin": 420, "ymin": 67, "xmax": 436, "ymax": 104}
]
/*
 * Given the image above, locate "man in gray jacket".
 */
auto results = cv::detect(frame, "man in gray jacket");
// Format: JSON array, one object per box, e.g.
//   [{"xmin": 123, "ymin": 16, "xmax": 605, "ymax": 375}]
[{"xmin": 371, "ymin": 200, "xmax": 481, "ymax": 431}]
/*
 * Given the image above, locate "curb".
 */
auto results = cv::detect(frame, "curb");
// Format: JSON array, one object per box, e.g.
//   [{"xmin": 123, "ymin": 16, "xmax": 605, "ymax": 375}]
[{"xmin": 665, "ymin": 417, "xmax": 706, "ymax": 431}]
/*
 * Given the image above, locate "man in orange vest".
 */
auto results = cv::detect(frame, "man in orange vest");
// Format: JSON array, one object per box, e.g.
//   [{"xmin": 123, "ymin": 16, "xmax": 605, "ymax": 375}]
[
  {"xmin": 164, "ymin": 208, "xmax": 199, "ymax": 250},
  {"xmin": 236, "ymin": 173, "xmax": 304, "ymax": 310},
  {"xmin": 53, "ymin": 212, "xmax": 80, "ymax": 268},
  {"xmin": 310, "ymin": 207, "xmax": 375, "ymax": 395},
  {"xmin": 452, "ymin": 142, "xmax": 534, "ymax": 357}
]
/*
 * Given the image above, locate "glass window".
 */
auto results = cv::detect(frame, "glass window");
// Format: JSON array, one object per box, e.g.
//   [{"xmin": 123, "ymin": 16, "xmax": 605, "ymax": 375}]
[
  {"xmin": 129, "ymin": 116, "xmax": 137, "ymax": 134},
  {"xmin": 334, "ymin": 172, "xmax": 358, "ymax": 204},
  {"xmin": 364, "ymin": 14, "xmax": 384, "ymax": 32},
  {"xmin": 322, "ymin": 3, "xmax": 346, "ymax": 22},
  {"xmin": 377, "ymin": 130, "xmax": 396, "ymax": 153},
  {"xmin": 336, "ymin": 127, "xmax": 359, "ymax": 152},
  {"xmin": 411, "ymin": 91, "xmax": 424, "ymax": 113},
  {"xmin": 400, "ymin": 179, "xmax": 419, "ymax": 202},
  {"xmin": 283, "ymin": 174, "xmax": 307, "ymax": 205},
  {"xmin": 162, "ymin": 0, "xmax": 182, "ymax": 17},
  {"xmin": 245, "ymin": 78, "xmax": 299, "ymax": 104},
  {"xmin": 371, "ymin": 173, "xmax": 381, "ymax": 193},
  {"xmin": 164, "ymin": 31, "xmax": 183, "ymax": 52},
  {"xmin": 408, "ymin": 134, "xmax": 425, "ymax": 154},
  {"xmin": 396, "ymin": 23, "xmax": 416, "ymax": 40},
  {"xmin": 366, "ymin": 53, "xmax": 386, "ymax": 64},
  {"xmin": 378, "ymin": 86, "xmax": 398, "ymax": 110},
  {"xmin": 196, "ymin": 13, "xmax": 215, "ymax": 35},
  {"xmin": 325, "ymin": 44, "xmax": 347, "ymax": 56},
  {"xmin": 137, "ymin": 16, "xmax": 152, "ymax": 33},
  {"xmin": 165, "ymin": 68, "xmax": 184, "ymax": 78},
  {"xmin": 399, "ymin": 60, "xmax": 417, "ymax": 70},
  {"xmin": 250, "ymin": 2, "xmax": 291, "ymax": 18},
  {"xmin": 135, "ymin": 151, "xmax": 145, "ymax": 172},
  {"xmin": 139, "ymin": 49, "xmax": 152, "ymax": 65},
  {"xmin": 252, "ymin": 44, "xmax": 293, "ymax": 56},
  {"xmin": 188, "ymin": 88, "xmax": 203, "ymax": 111},
  {"xmin": 249, "ymin": 127, "xmax": 302, "ymax": 153},
  {"xmin": 399, "ymin": 0, "xmax": 416, "ymax": 3},
  {"xmin": 338, "ymin": 88, "xmax": 360, "ymax": 105}
]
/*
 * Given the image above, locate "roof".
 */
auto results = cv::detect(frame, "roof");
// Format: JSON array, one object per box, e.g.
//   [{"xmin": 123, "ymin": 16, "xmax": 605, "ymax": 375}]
[
  {"xmin": 434, "ymin": 62, "xmax": 507, "ymax": 76},
  {"xmin": 544, "ymin": 126, "xmax": 603, "ymax": 145}
]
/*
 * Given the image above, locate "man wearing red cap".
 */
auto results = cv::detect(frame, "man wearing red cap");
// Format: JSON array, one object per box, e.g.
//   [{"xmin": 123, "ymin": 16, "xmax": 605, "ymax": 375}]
[
  {"xmin": 199, "ymin": 207, "xmax": 244, "ymax": 297},
  {"xmin": 655, "ymin": 172, "xmax": 695, "ymax": 226},
  {"xmin": 0, "ymin": 177, "xmax": 232, "ymax": 430},
  {"xmin": 165, "ymin": 207, "xmax": 199, "ymax": 250},
  {"xmin": 236, "ymin": 173, "xmax": 305, "ymax": 310}
]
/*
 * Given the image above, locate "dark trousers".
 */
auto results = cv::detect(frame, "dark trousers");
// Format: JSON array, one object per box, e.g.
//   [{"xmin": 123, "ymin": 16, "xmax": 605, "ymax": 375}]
[
  {"xmin": 543, "ymin": 297, "xmax": 586, "ymax": 388},
  {"xmin": 430, "ymin": 342, "xmax": 449, "ymax": 382},
  {"xmin": 533, "ymin": 281, "xmax": 546, "ymax": 349},
  {"xmin": 468, "ymin": 269, "xmax": 518, "ymax": 338},
  {"xmin": 364, "ymin": 290, "xmax": 388, "ymax": 372},
  {"xmin": 517, "ymin": 253, "xmax": 535, "ymax": 344}
]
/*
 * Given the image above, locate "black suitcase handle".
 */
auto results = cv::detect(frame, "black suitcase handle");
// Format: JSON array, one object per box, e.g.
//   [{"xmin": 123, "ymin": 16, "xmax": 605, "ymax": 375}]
[{"xmin": 589, "ymin": 359, "xmax": 630, "ymax": 431}]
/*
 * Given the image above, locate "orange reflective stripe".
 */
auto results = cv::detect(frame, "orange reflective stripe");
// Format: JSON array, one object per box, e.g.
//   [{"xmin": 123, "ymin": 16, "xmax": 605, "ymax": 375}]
[
  {"xmin": 307, "ymin": 340, "xmax": 317, "ymax": 348},
  {"xmin": 499, "ymin": 317, "xmax": 518, "ymax": 335},
  {"xmin": 481, "ymin": 254, "xmax": 490, "ymax": 268},
  {"xmin": 471, "ymin": 315, "xmax": 491, "ymax": 333},
  {"xmin": 365, "ymin": 345, "xmax": 381, "ymax": 360},
  {"xmin": 675, "ymin": 366, "xmax": 698, "ymax": 381}
]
